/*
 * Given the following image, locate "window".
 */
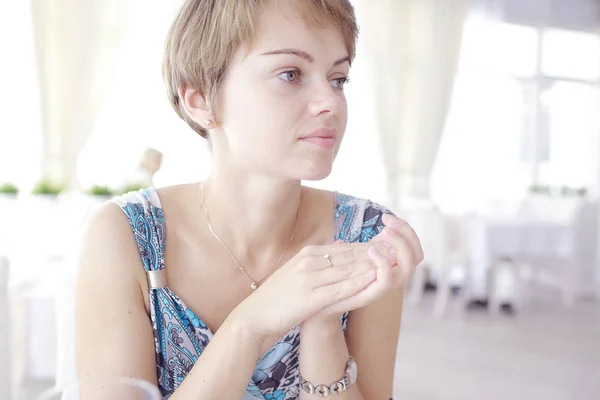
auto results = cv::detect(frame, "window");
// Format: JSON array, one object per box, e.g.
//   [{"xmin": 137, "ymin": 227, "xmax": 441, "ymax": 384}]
[
  {"xmin": 432, "ymin": 9, "xmax": 600, "ymax": 213},
  {"xmin": 538, "ymin": 81, "xmax": 600, "ymax": 188},
  {"xmin": 542, "ymin": 28, "xmax": 600, "ymax": 80}
]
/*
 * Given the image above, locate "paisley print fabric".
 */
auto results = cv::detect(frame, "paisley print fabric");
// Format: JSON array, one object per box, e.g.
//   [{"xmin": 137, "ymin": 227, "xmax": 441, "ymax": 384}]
[{"xmin": 113, "ymin": 188, "xmax": 394, "ymax": 399}]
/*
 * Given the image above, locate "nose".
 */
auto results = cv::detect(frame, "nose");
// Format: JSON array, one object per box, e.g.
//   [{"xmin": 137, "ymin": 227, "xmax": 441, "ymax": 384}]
[{"xmin": 307, "ymin": 80, "xmax": 345, "ymax": 118}]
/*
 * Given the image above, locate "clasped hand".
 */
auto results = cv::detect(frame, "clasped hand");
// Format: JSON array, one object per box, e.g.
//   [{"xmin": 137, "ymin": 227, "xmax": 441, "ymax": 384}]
[{"xmin": 235, "ymin": 214, "xmax": 424, "ymax": 339}]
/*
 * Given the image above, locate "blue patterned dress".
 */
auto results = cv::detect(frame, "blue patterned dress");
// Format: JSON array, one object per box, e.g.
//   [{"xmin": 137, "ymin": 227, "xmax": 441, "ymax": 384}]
[{"xmin": 113, "ymin": 188, "xmax": 393, "ymax": 399}]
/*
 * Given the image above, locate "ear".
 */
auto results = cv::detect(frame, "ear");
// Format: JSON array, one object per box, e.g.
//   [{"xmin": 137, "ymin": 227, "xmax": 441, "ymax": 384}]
[{"xmin": 180, "ymin": 85, "xmax": 215, "ymax": 129}]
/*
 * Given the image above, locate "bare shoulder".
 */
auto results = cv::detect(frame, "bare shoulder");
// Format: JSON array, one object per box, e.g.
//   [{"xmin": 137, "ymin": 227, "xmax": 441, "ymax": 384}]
[
  {"xmin": 75, "ymin": 201, "xmax": 157, "ymax": 383},
  {"xmin": 79, "ymin": 201, "xmax": 145, "ymax": 284},
  {"xmin": 77, "ymin": 200, "xmax": 151, "ymax": 312}
]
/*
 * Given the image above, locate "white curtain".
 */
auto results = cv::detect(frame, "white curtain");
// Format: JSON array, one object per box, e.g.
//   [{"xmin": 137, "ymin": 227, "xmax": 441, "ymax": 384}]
[
  {"xmin": 0, "ymin": 1, "xmax": 43, "ymax": 188},
  {"xmin": 29, "ymin": 0, "xmax": 132, "ymax": 187},
  {"xmin": 356, "ymin": 0, "xmax": 468, "ymax": 208},
  {"xmin": 77, "ymin": 0, "xmax": 211, "ymax": 190}
]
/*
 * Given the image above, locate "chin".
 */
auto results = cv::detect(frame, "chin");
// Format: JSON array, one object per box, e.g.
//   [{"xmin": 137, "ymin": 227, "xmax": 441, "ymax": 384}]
[
  {"xmin": 298, "ymin": 162, "xmax": 334, "ymax": 181},
  {"xmin": 272, "ymin": 152, "xmax": 336, "ymax": 181}
]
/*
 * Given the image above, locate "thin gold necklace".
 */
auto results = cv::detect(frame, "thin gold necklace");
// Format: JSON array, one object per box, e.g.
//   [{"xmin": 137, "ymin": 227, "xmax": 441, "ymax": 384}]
[{"xmin": 201, "ymin": 183, "xmax": 300, "ymax": 290}]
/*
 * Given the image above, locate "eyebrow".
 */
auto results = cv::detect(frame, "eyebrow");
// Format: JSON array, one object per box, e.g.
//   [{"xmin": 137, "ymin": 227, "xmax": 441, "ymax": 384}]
[{"xmin": 261, "ymin": 49, "xmax": 351, "ymax": 67}]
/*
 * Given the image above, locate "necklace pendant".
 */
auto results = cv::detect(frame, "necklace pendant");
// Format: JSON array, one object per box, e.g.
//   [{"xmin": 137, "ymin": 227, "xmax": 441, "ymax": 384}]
[{"xmin": 251, "ymin": 282, "xmax": 258, "ymax": 290}]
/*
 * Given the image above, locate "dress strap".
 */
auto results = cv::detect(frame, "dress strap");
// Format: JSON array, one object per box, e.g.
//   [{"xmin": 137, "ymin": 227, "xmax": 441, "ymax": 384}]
[
  {"xmin": 112, "ymin": 188, "xmax": 168, "ymax": 289},
  {"xmin": 146, "ymin": 269, "xmax": 168, "ymax": 289},
  {"xmin": 334, "ymin": 192, "xmax": 394, "ymax": 243}
]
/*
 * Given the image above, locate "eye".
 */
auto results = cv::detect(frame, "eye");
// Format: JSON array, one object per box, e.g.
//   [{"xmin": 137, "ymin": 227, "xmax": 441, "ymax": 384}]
[
  {"xmin": 330, "ymin": 76, "xmax": 350, "ymax": 89},
  {"xmin": 278, "ymin": 69, "xmax": 302, "ymax": 83}
]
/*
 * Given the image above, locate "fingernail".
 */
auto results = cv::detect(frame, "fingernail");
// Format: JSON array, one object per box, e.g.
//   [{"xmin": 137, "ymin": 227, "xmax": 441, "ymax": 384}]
[{"xmin": 391, "ymin": 217, "xmax": 405, "ymax": 227}]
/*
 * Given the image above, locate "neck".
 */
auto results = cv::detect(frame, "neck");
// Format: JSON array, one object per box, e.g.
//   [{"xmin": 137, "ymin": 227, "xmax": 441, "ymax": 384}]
[{"xmin": 201, "ymin": 169, "xmax": 303, "ymax": 268}]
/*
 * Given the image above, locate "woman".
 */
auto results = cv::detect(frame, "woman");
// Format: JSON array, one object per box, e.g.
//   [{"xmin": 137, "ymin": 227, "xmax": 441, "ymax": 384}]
[{"xmin": 75, "ymin": 0, "xmax": 423, "ymax": 399}]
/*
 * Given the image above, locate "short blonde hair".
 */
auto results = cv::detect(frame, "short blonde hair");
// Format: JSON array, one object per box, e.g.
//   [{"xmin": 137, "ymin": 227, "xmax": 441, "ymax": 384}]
[{"xmin": 162, "ymin": 0, "xmax": 358, "ymax": 139}]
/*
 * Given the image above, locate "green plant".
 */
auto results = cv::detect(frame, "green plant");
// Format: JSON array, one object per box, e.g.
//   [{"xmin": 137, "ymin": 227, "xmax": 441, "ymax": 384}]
[
  {"xmin": 87, "ymin": 185, "xmax": 114, "ymax": 197},
  {"xmin": 31, "ymin": 179, "xmax": 66, "ymax": 196},
  {"xmin": 118, "ymin": 182, "xmax": 148, "ymax": 195},
  {"xmin": 576, "ymin": 187, "xmax": 588, "ymax": 197},
  {"xmin": 528, "ymin": 184, "xmax": 551, "ymax": 195},
  {"xmin": 0, "ymin": 183, "xmax": 18, "ymax": 195}
]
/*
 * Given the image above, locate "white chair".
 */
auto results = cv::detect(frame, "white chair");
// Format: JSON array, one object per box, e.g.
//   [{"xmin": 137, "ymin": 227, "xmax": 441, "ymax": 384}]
[
  {"xmin": 432, "ymin": 214, "xmax": 471, "ymax": 316},
  {"xmin": 400, "ymin": 200, "xmax": 471, "ymax": 315},
  {"xmin": 398, "ymin": 199, "xmax": 446, "ymax": 306}
]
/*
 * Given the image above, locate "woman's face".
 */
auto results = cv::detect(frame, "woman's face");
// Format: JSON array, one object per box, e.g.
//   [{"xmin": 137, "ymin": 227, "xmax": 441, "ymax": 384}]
[{"xmin": 214, "ymin": 1, "xmax": 350, "ymax": 181}]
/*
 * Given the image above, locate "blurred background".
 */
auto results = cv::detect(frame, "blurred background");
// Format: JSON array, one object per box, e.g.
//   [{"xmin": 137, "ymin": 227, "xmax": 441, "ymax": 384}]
[{"xmin": 0, "ymin": 0, "xmax": 599, "ymax": 399}]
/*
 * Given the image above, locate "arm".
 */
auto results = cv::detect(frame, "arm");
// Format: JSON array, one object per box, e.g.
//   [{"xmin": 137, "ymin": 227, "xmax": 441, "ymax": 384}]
[
  {"xmin": 298, "ymin": 211, "xmax": 419, "ymax": 400},
  {"xmin": 345, "ymin": 287, "xmax": 403, "ymax": 399},
  {"xmin": 299, "ymin": 317, "xmax": 360, "ymax": 400},
  {"xmin": 298, "ymin": 288, "xmax": 403, "ymax": 400},
  {"xmin": 75, "ymin": 203, "xmax": 265, "ymax": 400}
]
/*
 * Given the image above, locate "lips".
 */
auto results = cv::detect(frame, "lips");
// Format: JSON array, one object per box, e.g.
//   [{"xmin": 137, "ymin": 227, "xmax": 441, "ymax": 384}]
[{"xmin": 299, "ymin": 128, "xmax": 337, "ymax": 149}]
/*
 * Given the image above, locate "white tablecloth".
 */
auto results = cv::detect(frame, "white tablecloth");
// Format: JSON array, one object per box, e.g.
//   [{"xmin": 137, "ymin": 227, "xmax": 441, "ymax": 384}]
[{"xmin": 467, "ymin": 217, "xmax": 575, "ymax": 299}]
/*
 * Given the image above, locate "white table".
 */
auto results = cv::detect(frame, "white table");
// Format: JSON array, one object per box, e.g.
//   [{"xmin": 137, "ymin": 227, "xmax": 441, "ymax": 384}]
[{"xmin": 467, "ymin": 216, "xmax": 575, "ymax": 301}]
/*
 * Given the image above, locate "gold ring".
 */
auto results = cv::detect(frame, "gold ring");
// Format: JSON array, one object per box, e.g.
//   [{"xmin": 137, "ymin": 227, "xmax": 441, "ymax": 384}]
[{"xmin": 324, "ymin": 254, "xmax": 332, "ymax": 267}]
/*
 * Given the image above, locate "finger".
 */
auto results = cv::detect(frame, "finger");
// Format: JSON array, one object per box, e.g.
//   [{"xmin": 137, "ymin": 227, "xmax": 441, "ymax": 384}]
[
  {"xmin": 310, "ymin": 243, "xmax": 372, "ymax": 270},
  {"xmin": 381, "ymin": 213, "xmax": 397, "ymax": 228},
  {"xmin": 383, "ymin": 228, "xmax": 417, "ymax": 278},
  {"xmin": 324, "ymin": 247, "xmax": 396, "ymax": 313},
  {"xmin": 393, "ymin": 224, "xmax": 424, "ymax": 265},
  {"xmin": 314, "ymin": 257, "xmax": 377, "ymax": 287},
  {"xmin": 313, "ymin": 268, "xmax": 377, "ymax": 305},
  {"xmin": 382, "ymin": 216, "xmax": 424, "ymax": 264},
  {"xmin": 320, "ymin": 247, "xmax": 394, "ymax": 314},
  {"xmin": 369, "ymin": 244, "xmax": 394, "ymax": 288},
  {"xmin": 319, "ymin": 278, "xmax": 383, "ymax": 315},
  {"xmin": 302, "ymin": 242, "xmax": 370, "ymax": 257}
]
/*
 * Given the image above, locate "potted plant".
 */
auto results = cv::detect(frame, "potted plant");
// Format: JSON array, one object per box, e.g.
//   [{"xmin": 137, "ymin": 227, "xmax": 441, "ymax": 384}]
[
  {"xmin": 528, "ymin": 184, "xmax": 551, "ymax": 196},
  {"xmin": 0, "ymin": 183, "xmax": 18, "ymax": 198},
  {"xmin": 87, "ymin": 185, "xmax": 114, "ymax": 198},
  {"xmin": 31, "ymin": 178, "xmax": 67, "ymax": 200},
  {"xmin": 576, "ymin": 187, "xmax": 588, "ymax": 198}
]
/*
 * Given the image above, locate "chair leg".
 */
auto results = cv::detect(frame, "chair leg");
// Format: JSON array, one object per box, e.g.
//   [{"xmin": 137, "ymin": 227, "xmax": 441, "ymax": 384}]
[
  {"xmin": 561, "ymin": 262, "xmax": 575, "ymax": 308},
  {"xmin": 512, "ymin": 261, "xmax": 528, "ymax": 310},
  {"xmin": 407, "ymin": 263, "xmax": 427, "ymax": 306},
  {"xmin": 433, "ymin": 265, "xmax": 451, "ymax": 316},
  {"xmin": 490, "ymin": 260, "xmax": 522, "ymax": 313},
  {"xmin": 488, "ymin": 262, "xmax": 501, "ymax": 315},
  {"xmin": 459, "ymin": 261, "xmax": 475, "ymax": 313}
]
